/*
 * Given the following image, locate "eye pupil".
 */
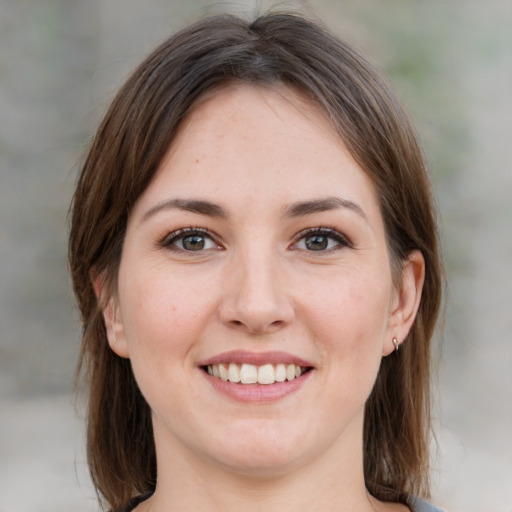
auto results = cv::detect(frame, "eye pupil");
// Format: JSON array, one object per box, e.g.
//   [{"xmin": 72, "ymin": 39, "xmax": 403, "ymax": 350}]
[
  {"xmin": 182, "ymin": 235, "xmax": 205, "ymax": 250},
  {"xmin": 305, "ymin": 235, "xmax": 328, "ymax": 251}
]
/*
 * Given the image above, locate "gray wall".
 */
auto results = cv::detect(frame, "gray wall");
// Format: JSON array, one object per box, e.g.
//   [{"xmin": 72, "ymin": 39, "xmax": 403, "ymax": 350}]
[{"xmin": 1, "ymin": 1, "xmax": 511, "ymax": 510}]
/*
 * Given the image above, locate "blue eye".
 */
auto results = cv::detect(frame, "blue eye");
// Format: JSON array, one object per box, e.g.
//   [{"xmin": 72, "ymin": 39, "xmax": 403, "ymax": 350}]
[
  {"xmin": 294, "ymin": 228, "xmax": 350, "ymax": 252},
  {"xmin": 162, "ymin": 228, "xmax": 219, "ymax": 252}
]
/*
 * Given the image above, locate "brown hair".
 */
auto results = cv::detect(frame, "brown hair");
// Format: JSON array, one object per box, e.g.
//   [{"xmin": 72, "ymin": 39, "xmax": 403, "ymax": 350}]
[{"xmin": 69, "ymin": 12, "xmax": 442, "ymax": 510}]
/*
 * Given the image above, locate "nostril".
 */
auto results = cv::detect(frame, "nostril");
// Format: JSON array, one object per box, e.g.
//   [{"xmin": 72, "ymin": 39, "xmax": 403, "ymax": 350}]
[
  {"xmin": 266, "ymin": 320, "xmax": 285, "ymax": 331},
  {"xmin": 228, "ymin": 318, "xmax": 282, "ymax": 333}
]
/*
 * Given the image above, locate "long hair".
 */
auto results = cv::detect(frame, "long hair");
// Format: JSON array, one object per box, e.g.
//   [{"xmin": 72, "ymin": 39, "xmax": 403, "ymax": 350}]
[{"xmin": 69, "ymin": 12, "xmax": 442, "ymax": 509}]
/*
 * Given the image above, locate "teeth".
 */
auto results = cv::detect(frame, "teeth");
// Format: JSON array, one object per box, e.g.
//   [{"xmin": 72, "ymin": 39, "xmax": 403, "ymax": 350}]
[
  {"xmin": 275, "ymin": 363, "xmax": 286, "ymax": 382},
  {"xmin": 228, "ymin": 363, "xmax": 240, "ymax": 383},
  {"xmin": 286, "ymin": 364, "xmax": 296, "ymax": 381},
  {"xmin": 219, "ymin": 363, "xmax": 229, "ymax": 381},
  {"xmin": 240, "ymin": 364, "xmax": 258, "ymax": 384},
  {"xmin": 257, "ymin": 364, "xmax": 275, "ymax": 385},
  {"xmin": 206, "ymin": 363, "xmax": 307, "ymax": 385}
]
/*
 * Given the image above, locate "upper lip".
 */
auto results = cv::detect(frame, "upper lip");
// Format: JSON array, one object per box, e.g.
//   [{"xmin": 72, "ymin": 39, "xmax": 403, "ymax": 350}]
[{"xmin": 198, "ymin": 350, "xmax": 314, "ymax": 368}]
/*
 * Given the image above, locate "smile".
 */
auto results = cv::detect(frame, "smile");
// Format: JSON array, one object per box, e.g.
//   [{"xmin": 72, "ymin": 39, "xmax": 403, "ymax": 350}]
[{"xmin": 203, "ymin": 363, "xmax": 310, "ymax": 385}]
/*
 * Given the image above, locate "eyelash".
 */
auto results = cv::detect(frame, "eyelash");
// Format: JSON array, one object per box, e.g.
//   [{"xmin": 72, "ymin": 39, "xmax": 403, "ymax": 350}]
[
  {"xmin": 292, "ymin": 227, "xmax": 352, "ymax": 253},
  {"xmin": 160, "ymin": 227, "xmax": 220, "ymax": 252},
  {"xmin": 160, "ymin": 226, "xmax": 352, "ymax": 255}
]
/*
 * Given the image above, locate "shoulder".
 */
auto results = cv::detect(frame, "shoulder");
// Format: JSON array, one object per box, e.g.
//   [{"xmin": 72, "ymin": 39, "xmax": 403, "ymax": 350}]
[{"xmin": 410, "ymin": 497, "xmax": 446, "ymax": 512}]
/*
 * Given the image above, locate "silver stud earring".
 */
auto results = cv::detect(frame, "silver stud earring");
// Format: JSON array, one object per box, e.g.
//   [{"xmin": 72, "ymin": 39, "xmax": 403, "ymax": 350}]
[{"xmin": 392, "ymin": 337, "xmax": 399, "ymax": 352}]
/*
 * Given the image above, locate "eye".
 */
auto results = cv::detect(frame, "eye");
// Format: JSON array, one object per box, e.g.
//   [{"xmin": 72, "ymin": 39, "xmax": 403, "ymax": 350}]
[
  {"xmin": 292, "ymin": 228, "xmax": 351, "ymax": 252},
  {"xmin": 161, "ymin": 228, "xmax": 221, "ymax": 252}
]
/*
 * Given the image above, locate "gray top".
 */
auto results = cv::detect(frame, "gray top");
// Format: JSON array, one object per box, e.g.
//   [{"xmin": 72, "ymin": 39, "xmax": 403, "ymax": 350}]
[{"xmin": 411, "ymin": 497, "xmax": 445, "ymax": 512}]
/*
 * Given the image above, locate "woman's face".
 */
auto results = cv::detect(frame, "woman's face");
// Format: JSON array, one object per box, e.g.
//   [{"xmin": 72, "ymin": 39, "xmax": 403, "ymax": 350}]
[{"xmin": 106, "ymin": 85, "xmax": 422, "ymax": 476}]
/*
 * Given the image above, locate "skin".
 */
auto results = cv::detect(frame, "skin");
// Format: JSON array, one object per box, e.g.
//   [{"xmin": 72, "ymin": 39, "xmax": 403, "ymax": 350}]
[{"xmin": 100, "ymin": 85, "xmax": 424, "ymax": 512}]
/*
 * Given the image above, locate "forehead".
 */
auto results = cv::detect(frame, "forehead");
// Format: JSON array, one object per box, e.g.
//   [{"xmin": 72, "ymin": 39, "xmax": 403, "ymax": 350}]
[
  {"xmin": 168, "ymin": 84, "xmax": 339, "ymax": 158},
  {"xmin": 183, "ymin": 82, "xmax": 335, "ymax": 136},
  {"xmin": 131, "ymin": 84, "xmax": 381, "ymax": 222}
]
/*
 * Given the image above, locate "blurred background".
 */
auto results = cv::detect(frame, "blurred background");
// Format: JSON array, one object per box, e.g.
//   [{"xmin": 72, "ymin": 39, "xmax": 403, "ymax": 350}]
[{"xmin": 0, "ymin": 1, "xmax": 510, "ymax": 510}]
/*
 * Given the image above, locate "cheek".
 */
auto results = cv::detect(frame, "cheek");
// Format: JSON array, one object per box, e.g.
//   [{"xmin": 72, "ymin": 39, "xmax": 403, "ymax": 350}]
[
  {"xmin": 117, "ymin": 269, "xmax": 219, "ymax": 414},
  {"xmin": 298, "ymin": 266, "xmax": 392, "ymax": 389},
  {"xmin": 301, "ymin": 266, "xmax": 392, "ymax": 344},
  {"xmin": 118, "ymin": 266, "xmax": 219, "ymax": 365}
]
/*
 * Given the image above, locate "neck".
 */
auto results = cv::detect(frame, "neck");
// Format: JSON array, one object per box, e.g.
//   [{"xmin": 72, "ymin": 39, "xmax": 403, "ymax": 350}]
[{"xmin": 145, "ymin": 412, "xmax": 383, "ymax": 512}]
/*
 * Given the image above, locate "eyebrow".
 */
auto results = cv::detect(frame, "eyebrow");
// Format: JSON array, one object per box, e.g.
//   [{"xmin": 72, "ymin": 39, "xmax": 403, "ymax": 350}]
[
  {"xmin": 282, "ymin": 196, "xmax": 367, "ymax": 220},
  {"xmin": 140, "ymin": 195, "xmax": 366, "ymax": 224},
  {"xmin": 140, "ymin": 198, "xmax": 228, "ymax": 223}
]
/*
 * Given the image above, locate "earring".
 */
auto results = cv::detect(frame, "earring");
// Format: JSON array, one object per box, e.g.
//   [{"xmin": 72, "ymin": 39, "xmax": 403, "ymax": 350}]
[{"xmin": 392, "ymin": 337, "xmax": 399, "ymax": 352}]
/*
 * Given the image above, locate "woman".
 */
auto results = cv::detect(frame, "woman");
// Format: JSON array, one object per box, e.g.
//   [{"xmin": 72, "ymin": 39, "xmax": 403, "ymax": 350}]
[{"xmin": 69, "ymin": 12, "xmax": 444, "ymax": 512}]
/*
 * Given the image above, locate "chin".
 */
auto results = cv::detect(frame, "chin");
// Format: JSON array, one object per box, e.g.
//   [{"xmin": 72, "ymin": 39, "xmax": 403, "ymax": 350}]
[
  {"xmin": 215, "ymin": 449, "xmax": 304, "ymax": 478},
  {"xmin": 202, "ymin": 420, "xmax": 315, "ymax": 476}
]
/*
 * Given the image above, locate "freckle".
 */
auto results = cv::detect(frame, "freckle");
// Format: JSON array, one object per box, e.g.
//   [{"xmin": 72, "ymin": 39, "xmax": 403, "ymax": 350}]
[{"xmin": 195, "ymin": 158, "xmax": 199, "ymax": 164}]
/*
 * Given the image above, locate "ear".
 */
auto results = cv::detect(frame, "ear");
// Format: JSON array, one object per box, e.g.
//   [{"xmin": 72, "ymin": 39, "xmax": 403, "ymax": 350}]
[
  {"xmin": 92, "ymin": 272, "xmax": 130, "ymax": 359},
  {"xmin": 383, "ymin": 250, "xmax": 425, "ymax": 356}
]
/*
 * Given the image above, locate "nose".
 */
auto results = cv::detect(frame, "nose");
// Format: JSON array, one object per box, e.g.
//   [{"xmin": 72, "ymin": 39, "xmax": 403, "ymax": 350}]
[{"xmin": 218, "ymin": 249, "xmax": 295, "ymax": 335}]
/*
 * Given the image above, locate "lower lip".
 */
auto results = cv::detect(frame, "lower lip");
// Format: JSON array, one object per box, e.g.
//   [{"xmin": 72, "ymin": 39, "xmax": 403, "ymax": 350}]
[{"xmin": 202, "ymin": 370, "xmax": 312, "ymax": 403}]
